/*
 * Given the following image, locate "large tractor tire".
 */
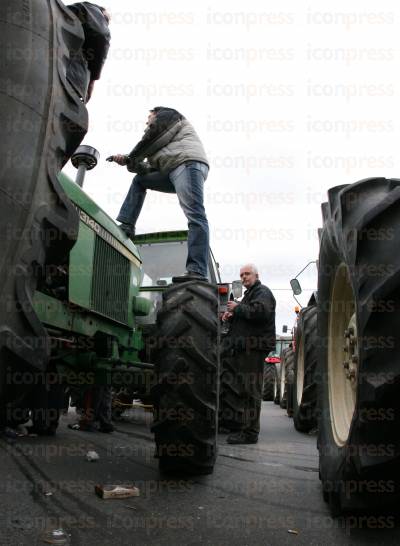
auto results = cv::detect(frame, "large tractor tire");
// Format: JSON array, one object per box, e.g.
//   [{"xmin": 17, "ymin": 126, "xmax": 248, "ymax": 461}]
[
  {"xmin": 286, "ymin": 353, "xmax": 294, "ymax": 418},
  {"xmin": 317, "ymin": 178, "xmax": 400, "ymax": 515},
  {"xmin": 279, "ymin": 346, "xmax": 294, "ymax": 411},
  {"xmin": 151, "ymin": 281, "xmax": 220, "ymax": 475},
  {"xmin": 293, "ymin": 305, "xmax": 318, "ymax": 432},
  {"xmin": 0, "ymin": 1, "xmax": 87, "ymax": 416},
  {"xmin": 262, "ymin": 363, "xmax": 275, "ymax": 401},
  {"xmin": 219, "ymin": 337, "xmax": 243, "ymax": 432}
]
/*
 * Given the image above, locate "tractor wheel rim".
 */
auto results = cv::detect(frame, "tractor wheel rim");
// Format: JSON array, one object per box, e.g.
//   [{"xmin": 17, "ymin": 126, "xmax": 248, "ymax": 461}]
[
  {"xmin": 328, "ymin": 263, "xmax": 357, "ymax": 447},
  {"xmin": 296, "ymin": 334, "xmax": 305, "ymax": 406}
]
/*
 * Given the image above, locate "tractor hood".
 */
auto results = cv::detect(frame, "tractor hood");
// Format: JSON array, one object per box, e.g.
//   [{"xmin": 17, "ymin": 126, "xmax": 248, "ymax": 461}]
[{"xmin": 58, "ymin": 172, "xmax": 141, "ymax": 264}]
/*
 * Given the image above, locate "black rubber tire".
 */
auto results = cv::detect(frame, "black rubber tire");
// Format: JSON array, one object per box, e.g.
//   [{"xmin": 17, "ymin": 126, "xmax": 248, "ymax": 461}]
[
  {"xmin": 273, "ymin": 363, "xmax": 280, "ymax": 405},
  {"xmin": 279, "ymin": 347, "xmax": 294, "ymax": 410},
  {"xmin": 0, "ymin": 1, "xmax": 87, "ymax": 412},
  {"xmin": 262, "ymin": 363, "xmax": 275, "ymax": 401},
  {"xmin": 317, "ymin": 178, "xmax": 400, "ymax": 515},
  {"xmin": 293, "ymin": 306, "xmax": 318, "ymax": 432},
  {"xmin": 285, "ymin": 350, "xmax": 294, "ymax": 418},
  {"xmin": 279, "ymin": 349, "xmax": 287, "ymax": 409},
  {"xmin": 151, "ymin": 281, "xmax": 220, "ymax": 475},
  {"xmin": 219, "ymin": 337, "xmax": 243, "ymax": 432}
]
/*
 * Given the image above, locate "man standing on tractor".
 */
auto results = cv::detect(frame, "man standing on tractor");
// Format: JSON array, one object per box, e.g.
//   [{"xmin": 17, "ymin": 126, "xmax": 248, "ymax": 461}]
[
  {"xmin": 222, "ymin": 264, "xmax": 276, "ymax": 444},
  {"xmin": 108, "ymin": 107, "xmax": 210, "ymax": 281}
]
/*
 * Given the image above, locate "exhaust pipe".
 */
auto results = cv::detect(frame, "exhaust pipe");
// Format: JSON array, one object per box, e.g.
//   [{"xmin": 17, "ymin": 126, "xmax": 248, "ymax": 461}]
[{"xmin": 71, "ymin": 145, "xmax": 100, "ymax": 187}]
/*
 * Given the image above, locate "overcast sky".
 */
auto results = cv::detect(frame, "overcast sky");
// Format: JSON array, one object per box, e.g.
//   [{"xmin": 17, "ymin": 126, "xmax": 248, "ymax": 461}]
[{"xmin": 64, "ymin": 0, "xmax": 400, "ymax": 332}]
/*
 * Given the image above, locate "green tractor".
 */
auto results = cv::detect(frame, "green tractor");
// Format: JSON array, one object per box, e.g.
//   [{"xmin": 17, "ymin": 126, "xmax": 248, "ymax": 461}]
[
  {"xmin": 0, "ymin": 0, "xmax": 228, "ymax": 475},
  {"xmin": 13, "ymin": 144, "xmax": 223, "ymax": 475}
]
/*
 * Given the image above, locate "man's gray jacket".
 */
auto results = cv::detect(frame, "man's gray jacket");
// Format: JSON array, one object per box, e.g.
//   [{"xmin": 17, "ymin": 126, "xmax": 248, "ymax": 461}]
[{"xmin": 126, "ymin": 107, "xmax": 209, "ymax": 174}]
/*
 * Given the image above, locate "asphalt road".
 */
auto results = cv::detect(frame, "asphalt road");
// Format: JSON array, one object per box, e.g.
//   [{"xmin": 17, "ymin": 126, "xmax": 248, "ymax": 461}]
[{"xmin": 1, "ymin": 402, "xmax": 399, "ymax": 546}]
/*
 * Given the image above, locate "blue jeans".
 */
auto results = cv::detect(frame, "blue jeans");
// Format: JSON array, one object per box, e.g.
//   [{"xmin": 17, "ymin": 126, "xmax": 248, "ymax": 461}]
[{"xmin": 117, "ymin": 161, "xmax": 209, "ymax": 277}]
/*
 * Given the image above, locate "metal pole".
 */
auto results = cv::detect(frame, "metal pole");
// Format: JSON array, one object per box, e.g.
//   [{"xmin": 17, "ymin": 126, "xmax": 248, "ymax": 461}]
[{"xmin": 75, "ymin": 163, "xmax": 87, "ymax": 187}]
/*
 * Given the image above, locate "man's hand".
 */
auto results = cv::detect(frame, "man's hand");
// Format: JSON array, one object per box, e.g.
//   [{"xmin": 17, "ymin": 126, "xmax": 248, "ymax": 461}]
[
  {"xmin": 227, "ymin": 301, "xmax": 239, "ymax": 312},
  {"xmin": 221, "ymin": 311, "xmax": 233, "ymax": 322},
  {"xmin": 107, "ymin": 154, "xmax": 128, "ymax": 166}
]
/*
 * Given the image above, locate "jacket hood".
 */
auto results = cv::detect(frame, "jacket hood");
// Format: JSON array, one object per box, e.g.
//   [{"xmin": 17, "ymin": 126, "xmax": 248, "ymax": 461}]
[
  {"xmin": 131, "ymin": 107, "xmax": 185, "ymax": 158},
  {"xmin": 150, "ymin": 107, "xmax": 185, "ymax": 132}
]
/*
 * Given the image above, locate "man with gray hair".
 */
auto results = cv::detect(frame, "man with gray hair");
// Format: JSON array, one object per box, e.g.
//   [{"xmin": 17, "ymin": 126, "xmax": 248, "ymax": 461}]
[{"xmin": 222, "ymin": 263, "xmax": 276, "ymax": 444}]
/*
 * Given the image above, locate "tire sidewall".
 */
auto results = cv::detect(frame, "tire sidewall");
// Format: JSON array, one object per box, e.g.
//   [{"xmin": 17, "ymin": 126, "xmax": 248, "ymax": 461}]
[{"xmin": 317, "ymin": 227, "xmax": 355, "ymax": 508}]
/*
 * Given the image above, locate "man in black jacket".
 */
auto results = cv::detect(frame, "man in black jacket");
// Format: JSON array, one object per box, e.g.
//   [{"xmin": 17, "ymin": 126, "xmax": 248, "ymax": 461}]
[
  {"xmin": 67, "ymin": 2, "xmax": 111, "ymax": 102},
  {"xmin": 222, "ymin": 264, "xmax": 276, "ymax": 444}
]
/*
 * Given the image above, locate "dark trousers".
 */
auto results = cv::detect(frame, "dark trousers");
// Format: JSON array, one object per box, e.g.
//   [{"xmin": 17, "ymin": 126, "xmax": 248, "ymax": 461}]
[
  {"xmin": 29, "ymin": 381, "xmax": 64, "ymax": 433},
  {"xmin": 235, "ymin": 350, "xmax": 265, "ymax": 436},
  {"xmin": 80, "ymin": 385, "xmax": 112, "ymax": 428},
  {"xmin": 6, "ymin": 371, "xmax": 65, "ymax": 433}
]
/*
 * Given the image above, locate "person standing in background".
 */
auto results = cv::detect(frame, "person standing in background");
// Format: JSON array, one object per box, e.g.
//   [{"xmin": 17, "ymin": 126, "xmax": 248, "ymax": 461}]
[{"xmin": 222, "ymin": 264, "xmax": 276, "ymax": 444}]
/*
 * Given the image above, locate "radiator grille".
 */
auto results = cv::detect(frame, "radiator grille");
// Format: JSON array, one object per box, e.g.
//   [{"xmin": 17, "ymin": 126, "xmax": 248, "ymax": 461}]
[{"xmin": 91, "ymin": 236, "xmax": 131, "ymax": 324}]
